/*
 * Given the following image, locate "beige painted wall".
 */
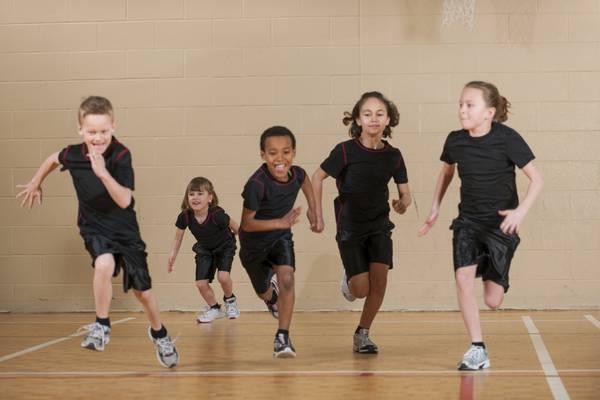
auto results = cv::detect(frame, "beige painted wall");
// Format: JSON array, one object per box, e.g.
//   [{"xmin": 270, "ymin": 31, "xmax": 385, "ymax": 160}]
[{"xmin": 0, "ymin": 0, "xmax": 599, "ymax": 312}]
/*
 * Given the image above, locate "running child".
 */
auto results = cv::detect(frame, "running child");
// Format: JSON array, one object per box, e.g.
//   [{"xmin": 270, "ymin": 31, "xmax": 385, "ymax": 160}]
[{"xmin": 167, "ymin": 177, "xmax": 240, "ymax": 322}]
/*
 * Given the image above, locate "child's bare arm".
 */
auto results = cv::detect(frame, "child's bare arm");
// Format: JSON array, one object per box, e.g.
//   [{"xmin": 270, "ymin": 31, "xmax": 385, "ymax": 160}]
[
  {"xmin": 301, "ymin": 174, "xmax": 320, "ymax": 232},
  {"xmin": 167, "ymin": 228, "xmax": 185, "ymax": 273},
  {"xmin": 16, "ymin": 152, "xmax": 60, "ymax": 209},
  {"xmin": 418, "ymin": 162, "xmax": 455, "ymax": 236},
  {"xmin": 310, "ymin": 167, "xmax": 329, "ymax": 233},
  {"xmin": 498, "ymin": 161, "xmax": 544, "ymax": 235},
  {"xmin": 240, "ymin": 207, "xmax": 301, "ymax": 233},
  {"xmin": 88, "ymin": 150, "xmax": 132, "ymax": 209},
  {"xmin": 229, "ymin": 218, "xmax": 240, "ymax": 235},
  {"xmin": 392, "ymin": 183, "xmax": 412, "ymax": 215}
]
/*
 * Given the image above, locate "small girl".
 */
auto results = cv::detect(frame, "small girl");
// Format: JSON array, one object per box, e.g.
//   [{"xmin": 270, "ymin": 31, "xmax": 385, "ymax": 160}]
[
  {"xmin": 312, "ymin": 91, "xmax": 412, "ymax": 354},
  {"xmin": 168, "ymin": 177, "xmax": 240, "ymax": 323},
  {"xmin": 419, "ymin": 81, "xmax": 544, "ymax": 370}
]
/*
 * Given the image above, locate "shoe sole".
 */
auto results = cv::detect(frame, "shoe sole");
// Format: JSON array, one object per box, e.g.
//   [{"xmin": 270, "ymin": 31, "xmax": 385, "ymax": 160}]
[
  {"xmin": 196, "ymin": 314, "xmax": 226, "ymax": 323},
  {"xmin": 458, "ymin": 360, "xmax": 490, "ymax": 371},
  {"xmin": 81, "ymin": 342, "xmax": 104, "ymax": 351},
  {"xmin": 353, "ymin": 346, "xmax": 378, "ymax": 354},
  {"xmin": 273, "ymin": 349, "xmax": 296, "ymax": 358}
]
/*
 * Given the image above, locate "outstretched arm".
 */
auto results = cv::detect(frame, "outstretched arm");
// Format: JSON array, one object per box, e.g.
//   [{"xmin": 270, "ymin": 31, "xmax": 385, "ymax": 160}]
[
  {"xmin": 418, "ymin": 162, "xmax": 455, "ymax": 236},
  {"xmin": 167, "ymin": 228, "xmax": 185, "ymax": 273},
  {"xmin": 16, "ymin": 152, "xmax": 60, "ymax": 209}
]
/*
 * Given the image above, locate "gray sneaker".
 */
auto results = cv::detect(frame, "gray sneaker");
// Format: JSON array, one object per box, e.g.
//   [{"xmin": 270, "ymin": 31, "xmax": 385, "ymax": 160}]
[
  {"xmin": 148, "ymin": 327, "xmax": 179, "ymax": 369},
  {"xmin": 265, "ymin": 275, "xmax": 279, "ymax": 319},
  {"xmin": 353, "ymin": 328, "xmax": 378, "ymax": 354},
  {"xmin": 458, "ymin": 345, "xmax": 490, "ymax": 370},
  {"xmin": 196, "ymin": 306, "xmax": 225, "ymax": 323},
  {"xmin": 80, "ymin": 322, "xmax": 110, "ymax": 351},
  {"xmin": 224, "ymin": 297, "xmax": 240, "ymax": 319},
  {"xmin": 341, "ymin": 272, "xmax": 356, "ymax": 302},
  {"xmin": 273, "ymin": 332, "xmax": 296, "ymax": 358}
]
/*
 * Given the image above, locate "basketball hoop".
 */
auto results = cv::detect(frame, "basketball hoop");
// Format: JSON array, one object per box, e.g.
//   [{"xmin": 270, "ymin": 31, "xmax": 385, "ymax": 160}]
[{"xmin": 442, "ymin": 0, "xmax": 476, "ymax": 29}]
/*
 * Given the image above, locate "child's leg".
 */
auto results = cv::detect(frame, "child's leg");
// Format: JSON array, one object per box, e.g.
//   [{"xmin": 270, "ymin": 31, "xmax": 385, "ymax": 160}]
[
  {"xmin": 273, "ymin": 265, "xmax": 294, "ymax": 330},
  {"xmin": 196, "ymin": 279, "xmax": 218, "ymax": 306},
  {"xmin": 93, "ymin": 253, "xmax": 116, "ymax": 318},
  {"xmin": 455, "ymin": 265, "xmax": 482, "ymax": 342},
  {"xmin": 358, "ymin": 263, "xmax": 388, "ymax": 329},
  {"xmin": 348, "ymin": 272, "xmax": 370, "ymax": 299},
  {"xmin": 483, "ymin": 280, "xmax": 504, "ymax": 310},
  {"xmin": 217, "ymin": 271, "xmax": 233, "ymax": 298},
  {"xmin": 132, "ymin": 289, "xmax": 162, "ymax": 331}
]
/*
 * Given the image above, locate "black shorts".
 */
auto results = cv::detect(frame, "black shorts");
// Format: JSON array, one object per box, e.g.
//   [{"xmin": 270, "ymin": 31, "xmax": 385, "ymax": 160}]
[
  {"xmin": 193, "ymin": 237, "xmax": 236, "ymax": 282},
  {"xmin": 239, "ymin": 231, "xmax": 295, "ymax": 294},
  {"xmin": 451, "ymin": 217, "xmax": 520, "ymax": 293},
  {"xmin": 335, "ymin": 222, "xmax": 394, "ymax": 279},
  {"xmin": 83, "ymin": 235, "xmax": 151, "ymax": 293}
]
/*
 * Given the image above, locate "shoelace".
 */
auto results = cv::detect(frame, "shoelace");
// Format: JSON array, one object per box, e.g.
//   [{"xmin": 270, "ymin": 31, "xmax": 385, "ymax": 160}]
[
  {"xmin": 155, "ymin": 335, "xmax": 179, "ymax": 355},
  {"xmin": 77, "ymin": 322, "xmax": 106, "ymax": 340}
]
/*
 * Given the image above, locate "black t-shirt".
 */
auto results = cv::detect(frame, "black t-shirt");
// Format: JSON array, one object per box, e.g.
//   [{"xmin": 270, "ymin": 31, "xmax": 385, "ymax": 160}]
[
  {"xmin": 320, "ymin": 138, "xmax": 408, "ymax": 232},
  {"xmin": 240, "ymin": 163, "xmax": 306, "ymax": 243},
  {"xmin": 440, "ymin": 122, "xmax": 535, "ymax": 227},
  {"xmin": 58, "ymin": 137, "xmax": 143, "ymax": 244},
  {"xmin": 175, "ymin": 206, "xmax": 233, "ymax": 250}
]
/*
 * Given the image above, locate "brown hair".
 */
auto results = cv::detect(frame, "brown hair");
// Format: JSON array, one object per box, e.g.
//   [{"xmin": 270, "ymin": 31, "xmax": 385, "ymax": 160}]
[
  {"xmin": 181, "ymin": 177, "xmax": 219, "ymax": 210},
  {"xmin": 78, "ymin": 96, "xmax": 114, "ymax": 124},
  {"xmin": 464, "ymin": 81, "xmax": 511, "ymax": 123},
  {"xmin": 342, "ymin": 91, "xmax": 399, "ymax": 139}
]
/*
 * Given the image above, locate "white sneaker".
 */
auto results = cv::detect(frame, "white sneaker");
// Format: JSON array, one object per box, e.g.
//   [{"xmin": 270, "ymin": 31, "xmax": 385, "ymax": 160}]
[
  {"xmin": 224, "ymin": 297, "xmax": 240, "ymax": 319},
  {"xmin": 458, "ymin": 345, "xmax": 490, "ymax": 370},
  {"xmin": 196, "ymin": 306, "xmax": 225, "ymax": 323},
  {"xmin": 341, "ymin": 272, "xmax": 356, "ymax": 302}
]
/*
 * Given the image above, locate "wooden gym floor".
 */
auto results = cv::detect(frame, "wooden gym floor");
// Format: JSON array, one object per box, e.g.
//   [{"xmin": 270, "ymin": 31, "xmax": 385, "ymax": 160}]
[{"xmin": 0, "ymin": 310, "xmax": 598, "ymax": 399}]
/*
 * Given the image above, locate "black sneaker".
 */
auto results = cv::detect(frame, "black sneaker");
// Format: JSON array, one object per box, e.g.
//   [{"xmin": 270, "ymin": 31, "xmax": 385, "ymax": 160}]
[{"xmin": 273, "ymin": 332, "xmax": 296, "ymax": 358}]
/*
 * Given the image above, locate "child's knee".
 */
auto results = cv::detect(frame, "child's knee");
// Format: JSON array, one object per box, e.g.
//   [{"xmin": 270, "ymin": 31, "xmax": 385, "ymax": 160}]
[
  {"xmin": 195, "ymin": 280, "xmax": 210, "ymax": 289},
  {"xmin": 485, "ymin": 295, "xmax": 503, "ymax": 310},
  {"xmin": 277, "ymin": 272, "xmax": 294, "ymax": 292},
  {"xmin": 133, "ymin": 289, "xmax": 152, "ymax": 301},
  {"xmin": 351, "ymin": 280, "xmax": 369, "ymax": 298},
  {"xmin": 217, "ymin": 272, "xmax": 231, "ymax": 285},
  {"xmin": 455, "ymin": 270, "xmax": 474, "ymax": 289},
  {"xmin": 94, "ymin": 258, "xmax": 114, "ymax": 277}
]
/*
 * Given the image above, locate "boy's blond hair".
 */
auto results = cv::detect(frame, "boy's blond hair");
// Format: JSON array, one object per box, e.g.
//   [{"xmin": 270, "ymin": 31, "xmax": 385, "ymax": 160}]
[{"xmin": 78, "ymin": 96, "xmax": 114, "ymax": 124}]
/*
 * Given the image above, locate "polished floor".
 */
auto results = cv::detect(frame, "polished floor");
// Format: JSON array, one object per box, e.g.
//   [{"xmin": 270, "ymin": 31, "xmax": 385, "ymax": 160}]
[{"xmin": 1, "ymin": 310, "xmax": 599, "ymax": 399}]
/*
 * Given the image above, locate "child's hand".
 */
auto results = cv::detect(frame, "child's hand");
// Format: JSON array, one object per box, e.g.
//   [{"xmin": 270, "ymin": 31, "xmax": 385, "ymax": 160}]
[
  {"xmin": 306, "ymin": 208, "xmax": 322, "ymax": 233},
  {"xmin": 88, "ymin": 150, "xmax": 109, "ymax": 179},
  {"xmin": 498, "ymin": 209, "xmax": 524, "ymax": 235},
  {"xmin": 167, "ymin": 254, "xmax": 176, "ymax": 273},
  {"xmin": 281, "ymin": 206, "xmax": 301, "ymax": 229},
  {"xmin": 16, "ymin": 182, "xmax": 43, "ymax": 209},
  {"xmin": 418, "ymin": 209, "xmax": 439, "ymax": 236},
  {"xmin": 392, "ymin": 199, "xmax": 407, "ymax": 215}
]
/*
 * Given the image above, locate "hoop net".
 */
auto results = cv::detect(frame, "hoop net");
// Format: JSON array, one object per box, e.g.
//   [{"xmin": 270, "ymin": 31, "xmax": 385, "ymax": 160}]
[{"xmin": 442, "ymin": 0, "xmax": 476, "ymax": 29}]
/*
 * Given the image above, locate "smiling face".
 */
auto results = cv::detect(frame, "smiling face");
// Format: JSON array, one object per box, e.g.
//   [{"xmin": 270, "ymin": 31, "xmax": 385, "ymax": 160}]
[
  {"xmin": 356, "ymin": 96, "xmax": 390, "ymax": 139},
  {"xmin": 187, "ymin": 187, "xmax": 213, "ymax": 213},
  {"xmin": 459, "ymin": 87, "xmax": 495, "ymax": 134},
  {"xmin": 78, "ymin": 113, "xmax": 115, "ymax": 155},
  {"xmin": 261, "ymin": 135, "xmax": 296, "ymax": 182}
]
